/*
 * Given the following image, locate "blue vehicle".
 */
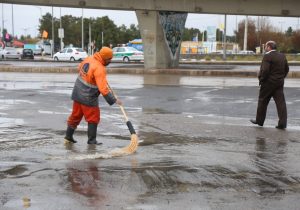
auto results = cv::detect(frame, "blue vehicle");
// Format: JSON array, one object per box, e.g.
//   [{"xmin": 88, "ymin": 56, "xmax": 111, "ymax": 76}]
[{"xmin": 127, "ymin": 39, "xmax": 143, "ymax": 51}]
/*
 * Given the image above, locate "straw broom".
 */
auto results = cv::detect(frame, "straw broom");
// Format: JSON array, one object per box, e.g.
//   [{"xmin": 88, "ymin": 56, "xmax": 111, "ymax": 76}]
[{"xmin": 108, "ymin": 85, "xmax": 138, "ymax": 154}]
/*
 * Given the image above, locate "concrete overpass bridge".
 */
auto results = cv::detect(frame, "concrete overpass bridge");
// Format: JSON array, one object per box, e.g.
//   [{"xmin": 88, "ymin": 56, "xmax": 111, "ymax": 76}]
[{"xmin": 2, "ymin": 0, "xmax": 300, "ymax": 69}]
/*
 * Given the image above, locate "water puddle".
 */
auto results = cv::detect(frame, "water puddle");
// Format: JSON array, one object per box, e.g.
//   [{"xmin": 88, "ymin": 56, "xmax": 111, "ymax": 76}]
[
  {"xmin": 0, "ymin": 118, "xmax": 24, "ymax": 129},
  {"xmin": 58, "ymin": 134, "xmax": 138, "ymax": 160}
]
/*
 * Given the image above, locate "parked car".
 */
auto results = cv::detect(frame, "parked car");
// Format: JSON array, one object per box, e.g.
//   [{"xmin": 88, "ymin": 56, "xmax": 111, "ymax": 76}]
[
  {"xmin": 238, "ymin": 50, "xmax": 255, "ymax": 55},
  {"xmin": 1, "ymin": 47, "xmax": 22, "ymax": 59},
  {"xmin": 22, "ymin": 49, "xmax": 34, "ymax": 59},
  {"xmin": 53, "ymin": 47, "xmax": 88, "ymax": 61},
  {"xmin": 0, "ymin": 48, "xmax": 4, "ymax": 59},
  {"xmin": 112, "ymin": 46, "xmax": 144, "ymax": 62}
]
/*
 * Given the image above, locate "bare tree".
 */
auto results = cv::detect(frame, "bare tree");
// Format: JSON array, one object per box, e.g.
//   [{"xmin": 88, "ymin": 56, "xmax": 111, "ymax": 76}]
[{"xmin": 235, "ymin": 18, "xmax": 257, "ymax": 51}]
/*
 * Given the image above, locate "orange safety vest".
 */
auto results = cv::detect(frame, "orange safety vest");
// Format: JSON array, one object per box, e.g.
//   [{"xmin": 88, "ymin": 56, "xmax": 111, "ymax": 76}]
[{"xmin": 71, "ymin": 53, "xmax": 116, "ymax": 106}]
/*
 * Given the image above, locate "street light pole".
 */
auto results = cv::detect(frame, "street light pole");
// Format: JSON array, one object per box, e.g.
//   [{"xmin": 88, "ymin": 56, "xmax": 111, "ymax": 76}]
[
  {"xmin": 51, "ymin": 6, "xmax": 54, "ymax": 57},
  {"xmin": 35, "ymin": 6, "xmax": 42, "ymax": 38},
  {"xmin": 279, "ymin": 21, "xmax": 284, "ymax": 32},
  {"xmin": 60, "ymin": 7, "xmax": 63, "ymax": 51},
  {"xmin": 11, "ymin": 4, "xmax": 14, "ymax": 38},
  {"xmin": 82, "ymin": 8, "xmax": 84, "ymax": 49},
  {"xmin": 243, "ymin": 15, "xmax": 248, "ymax": 51},
  {"xmin": 89, "ymin": 19, "xmax": 91, "ymax": 55},
  {"xmin": 223, "ymin": 14, "xmax": 227, "ymax": 60},
  {"xmin": 2, "ymin": 4, "xmax": 4, "ymax": 40},
  {"xmin": 101, "ymin": 31, "xmax": 104, "ymax": 48},
  {"xmin": 22, "ymin": 27, "xmax": 29, "ymax": 36},
  {"xmin": 35, "ymin": 6, "xmax": 42, "ymax": 21}
]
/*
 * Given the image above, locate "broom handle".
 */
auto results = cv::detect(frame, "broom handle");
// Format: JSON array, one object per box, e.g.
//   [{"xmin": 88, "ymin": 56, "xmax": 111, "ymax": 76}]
[
  {"xmin": 107, "ymin": 84, "xmax": 129, "ymax": 122},
  {"xmin": 119, "ymin": 105, "xmax": 129, "ymax": 122}
]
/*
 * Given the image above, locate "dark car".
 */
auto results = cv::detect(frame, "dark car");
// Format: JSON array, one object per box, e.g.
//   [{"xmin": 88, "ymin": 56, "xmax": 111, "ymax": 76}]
[{"xmin": 22, "ymin": 49, "xmax": 34, "ymax": 59}]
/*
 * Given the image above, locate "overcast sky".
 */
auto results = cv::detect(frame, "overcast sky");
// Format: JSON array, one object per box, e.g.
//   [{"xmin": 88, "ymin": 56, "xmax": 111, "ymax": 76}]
[{"xmin": 1, "ymin": 4, "xmax": 300, "ymax": 38}]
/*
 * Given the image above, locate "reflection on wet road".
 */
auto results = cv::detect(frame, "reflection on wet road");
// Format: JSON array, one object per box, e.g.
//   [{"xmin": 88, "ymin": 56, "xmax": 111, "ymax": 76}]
[{"xmin": 0, "ymin": 72, "xmax": 300, "ymax": 210}]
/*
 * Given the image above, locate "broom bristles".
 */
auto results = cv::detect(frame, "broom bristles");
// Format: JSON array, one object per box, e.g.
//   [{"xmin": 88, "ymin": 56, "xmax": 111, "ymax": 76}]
[{"xmin": 119, "ymin": 134, "xmax": 139, "ymax": 154}]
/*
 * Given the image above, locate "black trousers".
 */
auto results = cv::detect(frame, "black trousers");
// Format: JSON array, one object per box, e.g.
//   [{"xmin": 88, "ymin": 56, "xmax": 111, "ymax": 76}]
[{"xmin": 256, "ymin": 82, "xmax": 287, "ymax": 127}]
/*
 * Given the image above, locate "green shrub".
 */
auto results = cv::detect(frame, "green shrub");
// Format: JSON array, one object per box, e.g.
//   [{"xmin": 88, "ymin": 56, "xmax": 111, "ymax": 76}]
[{"xmin": 204, "ymin": 56, "xmax": 211, "ymax": 61}]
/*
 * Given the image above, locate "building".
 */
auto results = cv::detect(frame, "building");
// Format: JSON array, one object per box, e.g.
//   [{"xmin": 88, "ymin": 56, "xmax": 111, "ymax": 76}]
[{"xmin": 181, "ymin": 41, "xmax": 239, "ymax": 54}]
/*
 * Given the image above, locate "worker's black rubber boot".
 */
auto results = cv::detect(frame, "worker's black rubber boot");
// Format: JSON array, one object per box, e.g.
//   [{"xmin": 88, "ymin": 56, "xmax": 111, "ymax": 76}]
[
  {"xmin": 87, "ymin": 123, "xmax": 102, "ymax": 145},
  {"xmin": 64, "ymin": 126, "xmax": 77, "ymax": 143}
]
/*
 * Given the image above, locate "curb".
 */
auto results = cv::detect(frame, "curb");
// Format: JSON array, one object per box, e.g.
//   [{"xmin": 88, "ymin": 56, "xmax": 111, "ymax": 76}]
[{"xmin": 0, "ymin": 66, "xmax": 299, "ymax": 78}]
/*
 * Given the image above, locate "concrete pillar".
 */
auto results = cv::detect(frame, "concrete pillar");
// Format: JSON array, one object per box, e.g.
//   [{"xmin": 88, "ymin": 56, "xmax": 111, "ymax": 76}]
[{"xmin": 136, "ymin": 10, "xmax": 187, "ymax": 69}]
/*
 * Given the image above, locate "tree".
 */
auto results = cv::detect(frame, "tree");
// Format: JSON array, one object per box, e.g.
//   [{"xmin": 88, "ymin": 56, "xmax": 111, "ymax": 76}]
[
  {"xmin": 38, "ymin": 14, "xmax": 140, "ymax": 51},
  {"xmin": 285, "ymin": 26, "xmax": 293, "ymax": 37},
  {"xmin": 182, "ymin": 28, "xmax": 201, "ymax": 41},
  {"xmin": 256, "ymin": 17, "xmax": 275, "ymax": 49},
  {"xmin": 61, "ymin": 15, "xmax": 82, "ymax": 47},
  {"xmin": 235, "ymin": 18, "xmax": 257, "ymax": 51},
  {"xmin": 226, "ymin": 35, "xmax": 236, "ymax": 43},
  {"xmin": 91, "ymin": 16, "xmax": 119, "ymax": 49},
  {"xmin": 117, "ymin": 24, "xmax": 141, "ymax": 45},
  {"xmin": 39, "ymin": 13, "xmax": 54, "ymax": 39},
  {"xmin": 291, "ymin": 30, "xmax": 300, "ymax": 53},
  {"xmin": 1, "ymin": 28, "xmax": 8, "ymax": 41},
  {"xmin": 216, "ymin": 28, "xmax": 223, "ymax": 42}
]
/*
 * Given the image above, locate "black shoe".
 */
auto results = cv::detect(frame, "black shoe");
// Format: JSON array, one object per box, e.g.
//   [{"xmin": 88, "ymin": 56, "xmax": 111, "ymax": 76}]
[
  {"xmin": 276, "ymin": 125, "xmax": 286, "ymax": 130},
  {"xmin": 250, "ymin": 119, "xmax": 263, "ymax": 126}
]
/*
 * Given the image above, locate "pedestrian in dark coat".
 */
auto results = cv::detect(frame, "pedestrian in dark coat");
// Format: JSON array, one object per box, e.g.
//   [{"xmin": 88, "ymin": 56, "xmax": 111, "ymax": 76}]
[{"xmin": 250, "ymin": 41, "xmax": 289, "ymax": 129}]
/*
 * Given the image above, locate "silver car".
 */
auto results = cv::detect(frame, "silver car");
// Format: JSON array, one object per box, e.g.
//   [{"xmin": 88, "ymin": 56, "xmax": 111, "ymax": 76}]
[{"xmin": 1, "ymin": 47, "xmax": 22, "ymax": 59}]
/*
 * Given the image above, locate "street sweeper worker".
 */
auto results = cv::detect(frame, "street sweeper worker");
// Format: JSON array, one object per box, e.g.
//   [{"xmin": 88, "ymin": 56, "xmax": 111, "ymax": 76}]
[{"xmin": 64, "ymin": 46, "xmax": 122, "ymax": 145}]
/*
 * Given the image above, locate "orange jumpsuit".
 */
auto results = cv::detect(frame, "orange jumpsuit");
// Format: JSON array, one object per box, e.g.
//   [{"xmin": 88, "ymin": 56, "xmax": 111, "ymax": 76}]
[{"xmin": 67, "ymin": 53, "xmax": 116, "ymax": 128}]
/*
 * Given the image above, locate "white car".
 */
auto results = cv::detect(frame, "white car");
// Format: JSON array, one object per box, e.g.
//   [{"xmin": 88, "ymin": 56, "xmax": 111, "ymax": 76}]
[
  {"xmin": 0, "ymin": 47, "xmax": 22, "ymax": 59},
  {"xmin": 112, "ymin": 47, "xmax": 144, "ymax": 62},
  {"xmin": 0, "ymin": 48, "xmax": 4, "ymax": 59},
  {"xmin": 238, "ymin": 50, "xmax": 255, "ymax": 55},
  {"xmin": 53, "ymin": 47, "xmax": 88, "ymax": 61}
]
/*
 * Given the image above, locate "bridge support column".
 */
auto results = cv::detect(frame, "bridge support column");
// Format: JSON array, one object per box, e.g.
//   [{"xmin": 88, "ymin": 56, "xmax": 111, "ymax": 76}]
[{"xmin": 136, "ymin": 10, "xmax": 187, "ymax": 69}]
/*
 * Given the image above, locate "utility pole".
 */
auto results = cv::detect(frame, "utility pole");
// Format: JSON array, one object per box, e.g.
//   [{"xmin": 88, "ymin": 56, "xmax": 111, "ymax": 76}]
[
  {"xmin": 51, "ymin": 6, "xmax": 54, "ymax": 57},
  {"xmin": 257, "ymin": 16, "xmax": 262, "ymax": 53},
  {"xmin": 223, "ymin": 14, "xmax": 227, "ymax": 60},
  {"xmin": 81, "ymin": 8, "xmax": 84, "ymax": 49},
  {"xmin": 279, "ymin": 21, "xmax": 284, "ymax": 32},
  {"xmin": 235, "ymin": 15, "xmax": 237, "ymax": 42},
  {"xmin": 11, "ymin": 4, "xmax": 14, "ymax": 38},
  {"xmin": 235, "ymin": 15, "xmax": 238, "ymax": 54},
  {"xmin": 1, "ymin": 4, "xmax": 4, "ymax": 41},
  {"xmin": 101, "ymin": 31, "xmax": 104, "ymax": 48},
  {"xmin": 243, "ymin": 15, "xmax": 248, "ymax": 51},
  {"xmin": 35, "ymin": 6, "xmax": 42, "ymax": 38},
  {"xmin": 22, "ymin": 27, "xmax": 29, "ymax": 36},
  {"xmin": 59, "ymin": 8, "xmax": 63, "ymax": 51},
  {"xmin": 89, "ymin": 19, "xmax": 91, "ymax": 55}
]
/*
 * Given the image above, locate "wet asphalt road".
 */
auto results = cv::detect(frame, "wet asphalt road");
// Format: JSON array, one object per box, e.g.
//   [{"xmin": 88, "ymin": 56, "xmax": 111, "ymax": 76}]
[{"xmin": 0, "ymin": 72, "xmax": 300, "ymax": 210}]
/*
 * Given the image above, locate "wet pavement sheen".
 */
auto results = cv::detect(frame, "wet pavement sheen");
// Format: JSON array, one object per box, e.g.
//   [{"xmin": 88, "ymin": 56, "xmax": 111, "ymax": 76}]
[{"xmin": 0, "ymin": 72, "xmax": 300, "ymax": 210}]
